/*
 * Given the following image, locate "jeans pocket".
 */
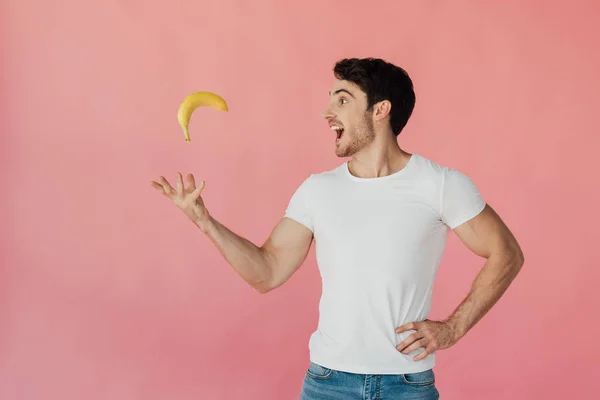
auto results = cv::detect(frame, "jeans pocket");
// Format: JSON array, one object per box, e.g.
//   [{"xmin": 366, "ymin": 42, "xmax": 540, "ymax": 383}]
[
  {"xmin": 306, "ymin": 362, "xmax": 334, "ymax": 380},
  {"xmin": 402, "ymin": 369, "xmax": 435, "ymax": 386}
]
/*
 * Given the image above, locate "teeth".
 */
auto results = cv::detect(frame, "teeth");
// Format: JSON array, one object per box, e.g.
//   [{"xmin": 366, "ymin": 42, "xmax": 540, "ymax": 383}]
[{"xmin": 330, "ymin": 126, "xmax": 343, "ymax": 131}]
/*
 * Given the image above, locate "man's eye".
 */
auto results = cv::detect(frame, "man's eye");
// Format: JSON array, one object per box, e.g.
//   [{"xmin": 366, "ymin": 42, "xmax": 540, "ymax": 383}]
[{"xmin": 339, "ymin": 98, "xmax": 347, "ymax": 105}]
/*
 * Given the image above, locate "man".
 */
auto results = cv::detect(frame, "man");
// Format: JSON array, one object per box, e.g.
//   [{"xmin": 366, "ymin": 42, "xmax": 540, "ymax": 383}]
[{"xmin": 151, "ymin": 58, "xmax": 524, "ymax": 399}]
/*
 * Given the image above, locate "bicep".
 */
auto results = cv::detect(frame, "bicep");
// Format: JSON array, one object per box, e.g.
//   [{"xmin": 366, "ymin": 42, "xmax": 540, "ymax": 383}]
[
  {"xmin": 452, "ymin": 204, "xmax": 522, "ymax": 260},
  {"xmin": 261, "ymin": 217, "xmax": 314, "ymax": 290}
]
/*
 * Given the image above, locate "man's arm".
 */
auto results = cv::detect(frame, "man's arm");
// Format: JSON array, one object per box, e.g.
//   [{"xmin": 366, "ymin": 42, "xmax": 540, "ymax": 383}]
[
  {"xmin": 202, "ymin": 216, "xmax": 314, "ymax": 294},
  {"xmin": 444, "ymin": 204, "xmax": 524, "ymax": 339},
  {"xmin": 396, "ymin": 204, "xmax": 524, "ymax": 360},
  {"xmin": 151, "ymin": 173, "xmax": 314, "ymax": 294}
]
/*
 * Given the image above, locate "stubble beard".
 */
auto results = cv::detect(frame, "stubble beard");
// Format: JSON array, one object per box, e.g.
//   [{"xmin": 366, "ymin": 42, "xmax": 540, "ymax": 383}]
[{"xmin": 336, "ymin": 114, "xmax": 375, "ymax": 158}]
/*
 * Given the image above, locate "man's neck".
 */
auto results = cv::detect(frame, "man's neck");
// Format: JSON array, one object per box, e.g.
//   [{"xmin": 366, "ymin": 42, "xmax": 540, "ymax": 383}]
[{"xmin": 348, "ymin": 135, "xmax": 412, "ymax": 179}]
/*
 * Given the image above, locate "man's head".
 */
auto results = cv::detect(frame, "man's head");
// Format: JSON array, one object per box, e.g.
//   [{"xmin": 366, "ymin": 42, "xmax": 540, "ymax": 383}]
[{"xmin": 323, "ymin": 58, "xmax": 416, "ymax": 157}]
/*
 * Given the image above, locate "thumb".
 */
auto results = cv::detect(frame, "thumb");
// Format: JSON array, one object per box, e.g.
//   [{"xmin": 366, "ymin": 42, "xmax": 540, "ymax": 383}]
[{"xmin": 192, "ymin": 181, "xmax": 205, "ymax": 199}]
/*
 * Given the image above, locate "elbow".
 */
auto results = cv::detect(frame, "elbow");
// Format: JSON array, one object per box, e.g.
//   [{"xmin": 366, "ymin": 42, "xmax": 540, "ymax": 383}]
[
  {"xmin": 252, "ymin": 268, "xmax": 275, "ymax": 295},
  {"xmin": 509, "ymin": 243, "xmax": 525, "ymax": 274},
  {"xmin": 255, "ymin": 281, "xmax": 276, "ymax": 294},
  {"xmin": 256, "ymin": 286, "xmax": 272, "ymax": 295},
  {"xmin": 514, "ymin": 241, "xmax": 525, "ymax": 268},
  {"xmin": 495, "ymin": 240, "xmax": 524, "ymax": 278},
  {"xmin": 517, "ymin": 248, "xmax": 525, "ymax": 268},
  {"xmin": 254, "ymin": 248, "xmax": 276, "ymax": 294}
]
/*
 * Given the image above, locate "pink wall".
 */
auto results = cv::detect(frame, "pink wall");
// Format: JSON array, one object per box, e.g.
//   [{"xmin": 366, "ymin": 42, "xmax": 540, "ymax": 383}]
[{"xmin": 3, "ymin": 1, "xmax": 599, "ymax": 399}]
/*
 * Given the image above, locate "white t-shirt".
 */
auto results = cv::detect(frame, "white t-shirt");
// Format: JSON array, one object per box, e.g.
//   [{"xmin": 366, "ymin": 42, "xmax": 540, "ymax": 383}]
[{"xmin": 284, "ymin": 153, "xmax": 486, "ymax": 375}]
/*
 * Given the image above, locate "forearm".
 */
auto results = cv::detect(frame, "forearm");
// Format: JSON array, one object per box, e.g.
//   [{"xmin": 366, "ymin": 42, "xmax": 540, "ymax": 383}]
[
  {"xmin": 199, "ymin": 216, "xmax": 272, "ymax": 291},
  {"xmin": 445, "ymin": 249, "xmax": 524, "ymax": 340}
]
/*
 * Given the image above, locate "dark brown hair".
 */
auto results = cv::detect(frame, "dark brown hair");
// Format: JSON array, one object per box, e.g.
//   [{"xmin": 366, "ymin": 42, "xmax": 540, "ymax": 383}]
[{"xmin": 334, "ymin": 58, "xmax": 416, "ymax": 136}]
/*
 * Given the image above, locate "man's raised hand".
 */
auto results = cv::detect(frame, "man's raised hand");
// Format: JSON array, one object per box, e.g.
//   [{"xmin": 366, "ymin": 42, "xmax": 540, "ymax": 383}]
[{"xmin": 150, "ymin": 173, "xmax": 211, "ymax": 229}]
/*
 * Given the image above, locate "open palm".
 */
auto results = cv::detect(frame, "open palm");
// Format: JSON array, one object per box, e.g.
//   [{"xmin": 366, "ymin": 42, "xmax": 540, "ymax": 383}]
[{"xmin": 150, "ymin": 173, "xmax": 210, "ymax": 227}]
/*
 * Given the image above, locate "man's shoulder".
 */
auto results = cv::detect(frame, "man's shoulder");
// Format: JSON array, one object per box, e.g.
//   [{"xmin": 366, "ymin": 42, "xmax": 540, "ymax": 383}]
[
  {"xmin": 287, "ymin": 163, "xmax": 346, "ymax": 199},
  {"xmin": 411, "ymin": 153, "xmax": 449, "ymax": 175},
  {"xmin": 411, "ymin": 153, "xmax": 473, "ymax": 180},
  {"xmin": 303, "ymin": 163, "xmax": 347, "ymax": 184},
  {"xmin": 413, "ymin": 154, "xmax": 482, "ymax": 202}
]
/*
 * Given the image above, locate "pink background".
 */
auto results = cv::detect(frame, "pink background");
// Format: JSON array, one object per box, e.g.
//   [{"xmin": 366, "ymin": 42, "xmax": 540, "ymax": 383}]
[{"xmin": 3, "ymin": 1, "xmax": 599, "ymax": 399}]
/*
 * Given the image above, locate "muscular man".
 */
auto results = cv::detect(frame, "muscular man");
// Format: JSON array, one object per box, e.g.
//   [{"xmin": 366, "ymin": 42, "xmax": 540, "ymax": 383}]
[{"xmin": 151, "ymin": 58, "xmax": 524, "ymax": 399}]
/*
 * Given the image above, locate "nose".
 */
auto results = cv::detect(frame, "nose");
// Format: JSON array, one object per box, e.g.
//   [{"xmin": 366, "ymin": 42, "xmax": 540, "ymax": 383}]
[{"xmin": 322, "ymin": 104, "xmax": 335, "ymax": 120}]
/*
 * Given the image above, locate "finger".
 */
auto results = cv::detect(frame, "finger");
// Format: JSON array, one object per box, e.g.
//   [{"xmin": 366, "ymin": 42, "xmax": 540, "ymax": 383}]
[
  {"xmin": 396, "ymin": 322, "xmax": 418, "ymax": 334},
  {"xmin": 176, "ymin": 172, "xmax": 184, "ymax": 193},
  {"xmin": 191, "ymin": 181, "xmax": 206, "ymax": 199},
  {"xmin": 396, "ymin": 331, "xmax": 423, "ymax": 352},
  {"xmin": 150, "ymin": 181, "xmax": 170, "ymax": 197},
  {"xmin": 401, "ymin": 338, "xmax": 427, "ymax": 355},
  {"xmin": 159, "ymin": 176, "xmax": 175, "ymax": 194},
  {"xmin": 413, "ymin": 345, "xmax": 435, "ymax": 362},
  {"xmin": 186, "ymin": 173, "xmax": 196, "ymax": 192}
]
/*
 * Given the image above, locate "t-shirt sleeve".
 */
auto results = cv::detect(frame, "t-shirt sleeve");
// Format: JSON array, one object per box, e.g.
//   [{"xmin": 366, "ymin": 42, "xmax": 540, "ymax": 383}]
[
  {"xmin": 284, "ymin": 175, "xmax": 314, "ymax": 232},
  {"xmin": 441, "ymin": 168, "xmax": 486, "ymax": 229}
]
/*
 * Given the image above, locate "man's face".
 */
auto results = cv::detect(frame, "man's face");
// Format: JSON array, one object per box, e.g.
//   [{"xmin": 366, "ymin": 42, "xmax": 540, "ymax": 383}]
[{"xmin": 323, "ymin": 80, "xmax": 375, "ymax": 158}]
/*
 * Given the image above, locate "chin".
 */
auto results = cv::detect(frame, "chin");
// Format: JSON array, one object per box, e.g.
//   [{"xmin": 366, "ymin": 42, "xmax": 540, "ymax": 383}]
[
  {"xmin": 334, "ymin": 143, "xmax": 346, "ymax": 157},
  {"xmin": 335, "ymin": 147, "xmax": 354, "ymax": 158},
  {"xmin": 335, "ymin": 136, "xmax": 361, "ymax": 158}
]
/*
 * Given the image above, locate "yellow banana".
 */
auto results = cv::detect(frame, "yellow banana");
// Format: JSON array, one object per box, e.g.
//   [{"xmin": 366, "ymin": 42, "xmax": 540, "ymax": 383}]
[{"xmin": 177, "ymin": 91, "xmax": 228, "ymax": 141}]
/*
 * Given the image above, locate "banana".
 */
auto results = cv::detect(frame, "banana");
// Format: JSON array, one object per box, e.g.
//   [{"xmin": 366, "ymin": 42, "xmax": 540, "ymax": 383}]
[{"xmin": 177, "ymin": 91, "xmax": 228, "ymax": 141}]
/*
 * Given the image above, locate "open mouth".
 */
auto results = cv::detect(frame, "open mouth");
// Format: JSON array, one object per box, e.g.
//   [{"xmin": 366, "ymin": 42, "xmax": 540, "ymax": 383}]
[{"xmin": 331, "ymin": 126, "xmax": 344, "ymax": 143}]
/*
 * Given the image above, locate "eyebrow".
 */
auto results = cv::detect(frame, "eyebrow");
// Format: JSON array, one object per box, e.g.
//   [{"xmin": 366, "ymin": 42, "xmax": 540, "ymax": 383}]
[{"xmin": 328, "ymin": 89, "xmax": 355, "ymax": 98}]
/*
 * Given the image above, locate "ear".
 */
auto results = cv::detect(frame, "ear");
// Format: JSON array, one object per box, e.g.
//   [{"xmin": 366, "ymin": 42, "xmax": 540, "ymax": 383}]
[{"xmin": 373, "ymin": 100, "xmax": 391, "ymax": 121}]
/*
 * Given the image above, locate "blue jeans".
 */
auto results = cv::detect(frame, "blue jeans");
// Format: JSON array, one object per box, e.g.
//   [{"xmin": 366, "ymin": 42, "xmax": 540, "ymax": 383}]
[{"xmin": 299, "ymin": 362, "xmax": 440, "ymax": 400}]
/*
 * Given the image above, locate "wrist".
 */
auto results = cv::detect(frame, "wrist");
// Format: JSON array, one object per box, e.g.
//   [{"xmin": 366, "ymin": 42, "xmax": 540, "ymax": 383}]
[
  {"xmin": 196, "ymin": 214, "xmax": 215, "ymax": 233},
  {"xmin": 444, "ymin": 317, "xmax": 466, "ymax": 342}
]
